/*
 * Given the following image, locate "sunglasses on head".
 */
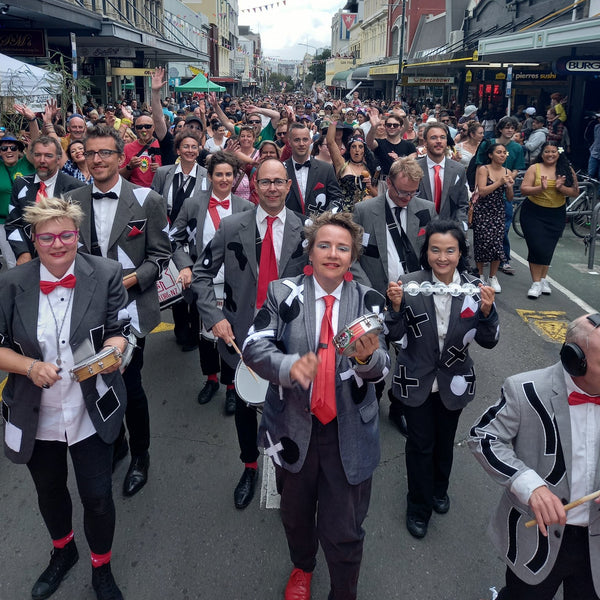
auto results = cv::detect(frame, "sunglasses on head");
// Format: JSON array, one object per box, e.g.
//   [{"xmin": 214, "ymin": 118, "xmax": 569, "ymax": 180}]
[{"xmin": 135, "ymin": 123, "xmax": 153, "ymax": 130}]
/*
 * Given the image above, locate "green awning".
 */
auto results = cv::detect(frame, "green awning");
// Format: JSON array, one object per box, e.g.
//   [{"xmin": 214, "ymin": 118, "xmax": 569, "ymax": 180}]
[
  {"xmin": 331, "ymin": 69, "xmax": 354, "ymax": 84},
  {"xmin": 175, "ymin": 72, "xmax": 225, "ymax": 92}
]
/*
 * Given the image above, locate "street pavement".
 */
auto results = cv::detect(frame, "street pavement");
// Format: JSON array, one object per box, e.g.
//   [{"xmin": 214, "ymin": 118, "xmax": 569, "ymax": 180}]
[{"xmin": 0, "ymin": 226, "xmax": 598, "ymax": 600}]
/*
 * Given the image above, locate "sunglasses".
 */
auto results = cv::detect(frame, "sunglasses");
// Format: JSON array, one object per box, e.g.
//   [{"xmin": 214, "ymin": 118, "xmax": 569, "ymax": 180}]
[
  {"xmin": 135, "ymin": 124, "xmax": 153, "ymax": 130},
  {"xmin": 248, "ymin": 120, "xmax": 262, "ymax": 125},
  {"xmin": 0, "ymin": 145, "xmax": 18, "ymax": 152},
  {"xmin": 386, "ymin": 123, "xmax": 400, "ymax": 128}
]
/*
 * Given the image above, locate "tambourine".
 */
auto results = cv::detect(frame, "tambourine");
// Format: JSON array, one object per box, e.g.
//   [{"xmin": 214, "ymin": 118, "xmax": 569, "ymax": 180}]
[
  {"xmin": 70, "ymin": 346, "xmax": 122, "ymax": 382},
  {"xmin": 402, "ymin": 281, "xmax": 479, "ymax": 297},
  {"xmin": 333, "ymin": 313, "xmax": 383, "ymax": 356}
]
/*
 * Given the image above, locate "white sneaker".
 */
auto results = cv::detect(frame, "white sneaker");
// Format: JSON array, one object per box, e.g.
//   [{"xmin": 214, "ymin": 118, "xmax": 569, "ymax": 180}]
[
  {"xmin": 488, "ymin": 275, "xmax": 501, "ymax": 293},
  {"xmin": 540, "ymin": 278, "xmax": 551, "ymax": 295},
  {"xmin": 527, "ymin": 281, "xmax": 542, "ymax": 299}
]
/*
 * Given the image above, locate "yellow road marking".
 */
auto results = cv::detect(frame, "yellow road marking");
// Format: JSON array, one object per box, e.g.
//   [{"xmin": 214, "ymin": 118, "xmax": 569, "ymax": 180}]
[{"xmin": 516, "ymin": 309, "xmax": 568, "ymax": 343}]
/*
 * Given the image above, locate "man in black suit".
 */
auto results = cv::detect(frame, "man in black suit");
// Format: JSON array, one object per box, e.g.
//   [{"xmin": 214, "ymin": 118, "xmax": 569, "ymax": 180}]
[
  {"xmin": 6, "ymin": 135, "xmax": 85, "ymax": 263},
  {"xmin": 284, "ymin": 122, "xmax": 343, "ymax": 215}
]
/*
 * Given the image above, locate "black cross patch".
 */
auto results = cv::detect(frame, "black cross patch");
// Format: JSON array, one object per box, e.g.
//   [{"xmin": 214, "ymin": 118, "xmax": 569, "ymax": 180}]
[
  {"xmin": 393, "ymin": 365, "xmax": 419, "ymax": 398},
  {"xmin": 405, "ymin": 305, "xmax": 429, "ymax": 338},
  {"xmin": 464, "ymin": 367, "xmax": 476, "ymax": 395},
  {"xmin": 445, "ymin": 344, "xmax": 468, "ymax": 367}
]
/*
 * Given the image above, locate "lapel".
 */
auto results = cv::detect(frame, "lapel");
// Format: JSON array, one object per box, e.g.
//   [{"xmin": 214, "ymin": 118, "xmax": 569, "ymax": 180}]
[
  {"xmin": 70, "ymin": 255, "xmax": 97, "ymax": 344},
  {"xmin": 419, "ymin": 158, "xmax": 433, "ymax": 200},
  {"xmin": 164, "ymin": 166, "xmax": 177, "ymax": 197},
  {"xmin": 302, "ymin": 275, "xmax": 316, "ymax": 353},
  {"xmin": 278, "ymin": 210, "xmax": 301, "ymax": 275},
  {"xmin": 239, "ymin": 209, "xmax": 258, "ymax": 280},
  {"xmin": 305, "ymin": 160, "xmax": 318, "ymax": 202},
  {"xmin": 549, "ymin": 365, "xmax": 573, "ymax": 492},
  {"xmin": 373, "ymin": 197, "xmax": 389, "ymax": 277},
  {"xmin": 194, "ymin": 190, "xmax": 210, "ymax": 238},
  {"xmin": 54, "ymin": 172, "xmax": 66, "ymax": 195},
  {"xmin": 442, "ymin": 159, "xmax": 454, "ymax": 205},
  {"xmin": 285, "ymin": 160, "xmax": 301, "ymax": 210},
  {"xmin": 405, "ymin": 199, "xmax": 421, "ymax": 253},
  {"xmin": 108, "ymin": 180, "xmax": 135, "ymax": 251},
  {"xmin": 78, "ymin": 186, "xmax": 94, "ymax": 252},
  {"xmin": 14, "ymin": 262, "xmax": 42, "ymax": 357}
]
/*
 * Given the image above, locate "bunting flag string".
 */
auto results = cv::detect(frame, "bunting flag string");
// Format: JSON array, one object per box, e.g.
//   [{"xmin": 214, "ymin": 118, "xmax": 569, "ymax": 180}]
[{"xmin": 240, "ymin": 0, "xmax": 286, "ymax": 13}]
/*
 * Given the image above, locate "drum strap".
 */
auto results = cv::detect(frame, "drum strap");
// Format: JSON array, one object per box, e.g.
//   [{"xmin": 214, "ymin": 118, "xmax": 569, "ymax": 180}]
[
  {"xmin": 384, "ymin": 202, "xmax": 420, "ymax": 273},
  {"xmin": 171, "ymin": 172, "xmax": 196, "ymax": 223}
]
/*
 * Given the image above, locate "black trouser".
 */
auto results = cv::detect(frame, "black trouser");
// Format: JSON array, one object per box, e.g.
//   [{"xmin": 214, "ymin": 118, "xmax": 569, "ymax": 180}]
[
  {"xmin": 171, "ymin": 299, "xmax": 195, "ymax": 346},
  {"xmin": 403, "ymin": 392, "xmax": 462, "ymax": 521},
  {"xmin": 275, "ymin": 417, "xmax": 372, "ymax": 600},
  {"xmin": 498, "ymin": 526, "xmax": 599, "ymax": 600},
  {"xmin": 27, "ymin": 434, "xmax": 115, "ymax": 554},
  {"xmin": 120, "ymin": 336, "xmax": 150, "ymax": 456},
  {"xmin": 235, "ymin": 395, "xmax": 259, "ymax": 463},
  {"xmin": 199, "ymin": 337, "xmax": 234, "ymax": 383}
]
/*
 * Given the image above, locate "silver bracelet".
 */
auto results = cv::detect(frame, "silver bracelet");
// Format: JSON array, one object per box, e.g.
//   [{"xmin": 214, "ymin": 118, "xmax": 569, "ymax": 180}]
[{"xmin": 26, "ymin": 359, "xmax": 40, "ymax": 380}]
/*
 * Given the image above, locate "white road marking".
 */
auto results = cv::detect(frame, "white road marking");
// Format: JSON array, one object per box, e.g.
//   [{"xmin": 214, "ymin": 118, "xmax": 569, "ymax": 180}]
[
  {"xmin": 260, "ymin": 453, "xmax": 281, "ymax": 509},
  {"xmin": 511, "ymin": 251, "xmax": 599, "ymax": 313}
]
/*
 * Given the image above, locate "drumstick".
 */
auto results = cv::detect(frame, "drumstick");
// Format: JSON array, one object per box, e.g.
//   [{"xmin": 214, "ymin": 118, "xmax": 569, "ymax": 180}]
[
  {"xmin": 524, "ymin": 489, "xmax": 600, "ymax": 528},
  {"xmin": 123, "ymin": 272, "xmax": 137, "ymax": 282},
  {"xmin": 230, "ymin": 340, "xmax": 260, "ymax": 383}
]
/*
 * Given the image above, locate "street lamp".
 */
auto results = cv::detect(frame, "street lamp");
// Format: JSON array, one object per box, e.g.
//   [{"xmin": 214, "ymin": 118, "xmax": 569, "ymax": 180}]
[{"xmin": 396, "ymin": 0, "xmax": 407, "ymax": 101}]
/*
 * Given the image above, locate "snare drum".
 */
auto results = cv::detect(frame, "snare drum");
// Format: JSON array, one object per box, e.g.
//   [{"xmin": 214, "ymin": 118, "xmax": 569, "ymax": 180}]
[
  {"xmin": 70, "ymin": 346, "xmax": 121, "ymax": 382},
  {"xmin": 333, "ymin": 313, "xmax": 383, "ymax": 356},
  {"xmin": 234, "ymin": 360, "xmax": 269, "ymax": 409}
]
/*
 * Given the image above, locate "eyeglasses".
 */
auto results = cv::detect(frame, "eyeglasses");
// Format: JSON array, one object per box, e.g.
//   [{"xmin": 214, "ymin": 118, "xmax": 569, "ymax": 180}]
[
  {"xmin": 83, "ymin": 149, "xmax": 120, "ymax": 159},
  {"xmin": 440, "ymin": 119, "xmax": 450, "ymax": 123},
  {"xmin": 256, "ymin": 178, "xmax": 288, "ymax": 189},
  {"xmin": 135, "ymin": 123, "xmax": 153, "ymax": 130},
  {"xmin": 186, "ymin": 124, "xmax": 203, "ymax": 131},
  {"xmin": 0, "ymin": 145, "xmax": 18, "ymax": 152},
  {"xmin": 35, "ymin": 230, "xmax": 78, "ymax": 246},
  {"xmin": 248, "ymin": 120, "xmax": 262, "ymax": 125},
  {"xmin": 386, "ymin": 123, "xmax": 400, "ymax": 128}
]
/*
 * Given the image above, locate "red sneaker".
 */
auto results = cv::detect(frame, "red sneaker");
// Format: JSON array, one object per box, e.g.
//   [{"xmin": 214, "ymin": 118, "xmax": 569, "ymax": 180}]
[{"xmin": 284, "ymin": 568, "xmax": 312, "ymax": 600}]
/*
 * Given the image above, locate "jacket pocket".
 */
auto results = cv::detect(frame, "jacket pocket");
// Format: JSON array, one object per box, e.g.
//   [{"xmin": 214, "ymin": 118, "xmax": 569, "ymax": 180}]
[{"xmin": 359, "ymin": 399, "xmax": 378, "ymax": 423}]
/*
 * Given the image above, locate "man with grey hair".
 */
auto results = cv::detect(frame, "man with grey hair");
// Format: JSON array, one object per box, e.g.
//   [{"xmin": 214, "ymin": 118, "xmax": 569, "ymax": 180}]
[{"xmin": 469, "ymin": 313, "xmax": 600, "ymax": 600}]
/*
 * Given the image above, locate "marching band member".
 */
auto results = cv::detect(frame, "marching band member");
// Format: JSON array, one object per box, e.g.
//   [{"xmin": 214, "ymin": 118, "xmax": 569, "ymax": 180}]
[
  {"xmin": 386, "ymin": 219, "xmax": 499, "ymax": 539},
  {"xmin": 243, "ymin": 211, "xmax": 389, "ymax": 600},
  {"xmin": 0, "ymin": 197, "xmax": 129, "ymax": 600},
  {"xmin": 192, "ymin": 158, "xmax": 306, "ymax": 510}
]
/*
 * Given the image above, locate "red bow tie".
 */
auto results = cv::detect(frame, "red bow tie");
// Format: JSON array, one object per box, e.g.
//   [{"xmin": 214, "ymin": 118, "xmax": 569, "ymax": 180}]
[
  {"xmin": 40, "ymin": 274, "xmax": 77, "ymax": 294},
  {"xmin": 209, "ymin": 197, "xmax": 230, "ymax": 210},
  {"xmin": 568, "ymin": 391, "xmax": 600, "ymax": 407}
]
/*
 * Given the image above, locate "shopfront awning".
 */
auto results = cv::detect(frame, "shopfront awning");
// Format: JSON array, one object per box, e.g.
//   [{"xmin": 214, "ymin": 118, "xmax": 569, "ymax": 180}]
[
  {"xmin": 351, "ymin": 65, "xmax": 372, "ymax": 80},
  {"xmin": 477, "ymin": 18, "xmax": 600, "ymax": 61},
  {"xmin": 331, "ymin": 69, "xmax": 354, "ymax": 87}
]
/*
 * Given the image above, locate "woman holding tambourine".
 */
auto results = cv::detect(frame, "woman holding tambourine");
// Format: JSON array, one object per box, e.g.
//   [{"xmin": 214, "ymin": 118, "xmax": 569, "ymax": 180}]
[{"xmin": 0, "ymin": 197, "xmax": 130, "ymax": 600}]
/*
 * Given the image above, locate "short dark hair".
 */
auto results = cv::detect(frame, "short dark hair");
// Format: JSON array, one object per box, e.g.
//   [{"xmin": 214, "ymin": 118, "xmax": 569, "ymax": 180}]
[
  {"xmin": 419, "ymin": 219, "xmax": 470, "ymax": 272},
  {"xmin": 495, "ymin": 116, "xmax": 519, "ymax": 136},
  {"xmin": 31, "ymin": 135, "xmax": 63, "ymax": 157},
  {"xmin": 84, "ymin": 124, "xmax": 125, "ymax": 154},
  {"xmin": 206, "ymin": 150, "xmax": 239, "ymax": 176}
]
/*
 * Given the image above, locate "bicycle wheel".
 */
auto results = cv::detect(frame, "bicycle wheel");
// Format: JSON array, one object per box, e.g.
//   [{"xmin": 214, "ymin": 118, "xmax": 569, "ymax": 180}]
[
  {"xmin": 570, "ymin": 194, "xmax": 593, "ymax": 238},
  {"xmin": 512, "ymin": 201, "xmax": 524, "ymax": 238}
]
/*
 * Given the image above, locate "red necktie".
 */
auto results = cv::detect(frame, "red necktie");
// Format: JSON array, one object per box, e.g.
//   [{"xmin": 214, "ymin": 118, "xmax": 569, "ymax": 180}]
[
  {"xmin": 40, "ymin": 274, "xmax": 77, "ymax": 294},
  {"xmin": 433, "ymin": 164, "xmax": 442, "ymax": 213},
  {"xmin": 568, "ymin": 391, "xmax": 600, "ymax": 407},
  {"xmin": 311, "ymin": 295, "xmax": 337, "ymax": 425},
  {"xmin": 208, "ymin": 196, "xmax": 230, "ymax": 230},
  {"xmin": 36, "ymin": 181, "xmax": 47, "ymax": 204},
  {"xmin": 256, "ymin": 216, "xmax": 278, "ymax": 309}
]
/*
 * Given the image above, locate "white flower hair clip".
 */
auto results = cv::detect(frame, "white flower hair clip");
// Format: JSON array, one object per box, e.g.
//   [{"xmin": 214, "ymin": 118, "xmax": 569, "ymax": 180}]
[{"xmin": 557, "ymin": 147, "xmax": 564, "ymax": 154}]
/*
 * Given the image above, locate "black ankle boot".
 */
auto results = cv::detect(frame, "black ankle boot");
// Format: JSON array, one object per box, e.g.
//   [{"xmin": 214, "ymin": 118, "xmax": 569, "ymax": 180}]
[{"xmin": 31, "ymin": 539, "xmax": 79, "ymax": 600}]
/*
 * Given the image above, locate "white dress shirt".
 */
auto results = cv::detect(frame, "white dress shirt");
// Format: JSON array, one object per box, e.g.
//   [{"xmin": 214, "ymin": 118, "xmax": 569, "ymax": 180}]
[
  {"xmin": 313, "ymin": 278, "xmax": 342, "ymax": 348},
  {"xmin": 509, "ymin": 371, "xmax": 600, "ymax": 526},
  {"xmin": 34, "ymin": 171, "xmax": 59, "ymax": 198},
  {"xmin": 426, "ymin": 155, "xmax": 445, "ymax": 202},
  {"xmin": 256, "ymin": 205, "xmax": 286, "ymax": 265},
  {"xmin": 292, "ymin": 158, "xmax": 310, "ymax": 201},
  {"xmin": 203, "ymin": 192, "xmax": 232, "ymax": 287},
  {"xmin": 167, "ymin": 163, "xmax": 199, "ymax": 213},
  {"xmin": 92, "ymin": 177, "xmax": 123, "ymax": 257},
  {"xmin": 36, "ymin": 263, "xmax": 96, "ymax": 444},
  {"xmin": 430, "ymin": 269, "xmax": 460, "ymax": 393},
  {"xmin": 385, "ymin": 193, "xmax": 408, "ymax": 283}
]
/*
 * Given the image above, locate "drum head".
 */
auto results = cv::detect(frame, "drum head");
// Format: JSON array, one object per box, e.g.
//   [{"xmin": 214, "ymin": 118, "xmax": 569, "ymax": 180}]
[{"xmin": 235, "ymin": 361, "xmax": 269, "ymax": 406}]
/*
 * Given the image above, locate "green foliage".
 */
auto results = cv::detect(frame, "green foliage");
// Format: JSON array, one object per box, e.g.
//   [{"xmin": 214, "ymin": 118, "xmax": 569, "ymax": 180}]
[
  {"xmin": 268, "ymin": 72, "xmax": 294, "ymax": 91},
  {"xmin": 306, "ymin": 48, "xmax": 331, "ymax": 87}
]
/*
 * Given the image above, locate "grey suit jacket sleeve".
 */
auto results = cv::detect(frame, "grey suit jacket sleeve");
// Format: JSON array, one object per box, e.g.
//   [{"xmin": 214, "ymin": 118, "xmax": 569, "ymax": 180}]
[
  {"xmin": 449, "ymin": 166, "xmax": 469, "ymax": 226},
  {"xmin": 135, "ymin": 190, "xmax": 172, "ymax": 291}
]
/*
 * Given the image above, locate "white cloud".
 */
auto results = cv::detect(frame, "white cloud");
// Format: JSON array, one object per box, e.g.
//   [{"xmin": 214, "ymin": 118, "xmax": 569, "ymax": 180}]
[{"xmin": 239, "ymin": 0, "xmax": 340, "ymax": 60}]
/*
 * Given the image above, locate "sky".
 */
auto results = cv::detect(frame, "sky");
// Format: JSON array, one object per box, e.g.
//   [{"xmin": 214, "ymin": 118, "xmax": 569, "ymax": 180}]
[{"xmin": 238, "ymin": 0, "xmax": 342, "ymax": 61}]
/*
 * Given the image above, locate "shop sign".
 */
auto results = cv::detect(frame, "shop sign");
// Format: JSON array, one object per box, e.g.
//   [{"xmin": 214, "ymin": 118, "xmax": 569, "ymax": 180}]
[
  {"xmin": 0, "ymin": 29, "xmax": 46, "ymax": 57},
  {"xmin": 112, "ymin": 68, "xmax": 156, "ymax": 76},
  {"xmin": 513, "ymin": 71, "xmax": 565, "ymax": 81},
  {"xmin": 495, "ymin": 72, "xmax": 506, "ymax": 80},
  {"xmin": 555, "ymin": 57, "xmax": 600, "ymax": 75},
  {"xmin": 79, "ymin": 47, "xmax": 136, "ymax": 58},
  {"xmin": 406, "ymin": 76, "xmax": 454, "ymax": 84}
]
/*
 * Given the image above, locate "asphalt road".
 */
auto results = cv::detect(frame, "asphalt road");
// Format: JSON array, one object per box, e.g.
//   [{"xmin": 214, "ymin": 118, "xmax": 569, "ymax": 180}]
[{"xmin": 0, "ymin": 227, "xmax": 598, "ymax": 600}]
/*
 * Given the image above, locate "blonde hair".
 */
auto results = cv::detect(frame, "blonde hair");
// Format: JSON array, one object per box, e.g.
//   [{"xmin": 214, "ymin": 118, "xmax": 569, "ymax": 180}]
[
  {"xmin": 388, "ymin": 156, "xmax": 424, "ymax": 182},
  {"xmin": 24, "ymin": 196, "xmax": 84, "ymax": 233}
]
